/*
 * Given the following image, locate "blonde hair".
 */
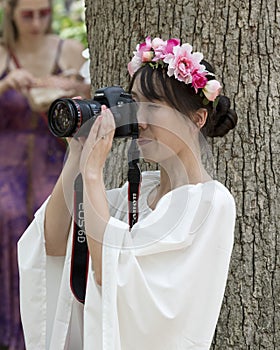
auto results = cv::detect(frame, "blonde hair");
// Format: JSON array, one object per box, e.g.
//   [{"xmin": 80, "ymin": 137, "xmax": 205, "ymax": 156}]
[{"xmin": 1, "ymin": 0, "xmax": 53, "ymax": 48}]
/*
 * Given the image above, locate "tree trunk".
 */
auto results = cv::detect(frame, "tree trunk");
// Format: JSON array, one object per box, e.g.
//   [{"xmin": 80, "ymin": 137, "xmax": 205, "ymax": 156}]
[{"xmin": 85, "ymin": 0, "xmax": 279, "ymax": 348}]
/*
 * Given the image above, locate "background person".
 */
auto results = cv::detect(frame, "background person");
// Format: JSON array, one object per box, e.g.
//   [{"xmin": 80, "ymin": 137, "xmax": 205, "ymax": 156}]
[
  {"xmin": 18, "ymin": 36, "xmax": 237, "ymax": 349},
  {"xmin": 0, "ymin": 0, "xmax": 90, "ymax": 348}
]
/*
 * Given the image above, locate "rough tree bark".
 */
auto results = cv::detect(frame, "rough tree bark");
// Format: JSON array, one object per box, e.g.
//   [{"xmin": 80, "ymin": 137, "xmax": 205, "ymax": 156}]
[{"xmin": 85, "ymin": 0, "xmax": 279, "ymax": 348}]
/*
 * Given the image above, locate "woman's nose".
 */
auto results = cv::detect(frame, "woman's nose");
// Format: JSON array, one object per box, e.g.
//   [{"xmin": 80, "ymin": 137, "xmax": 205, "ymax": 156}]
[
  {"xmin": 137, "ymin": 104, "xmax": 148, "ymax": 129},
  {"xmin": 138, "ymin": 121, "xmax": 148, "ymax": 130},
  {"xmin": 31, "ymin": 16, "xmax": 41, "ymax": 27}
]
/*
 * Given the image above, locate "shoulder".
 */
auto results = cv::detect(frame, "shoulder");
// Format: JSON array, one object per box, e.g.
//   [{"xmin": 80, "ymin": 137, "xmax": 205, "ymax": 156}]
[
  {"xmin": 46, "ymin": 34, "xmax": 84, "ymax": 53},
  {"xmin": 199, "ymin": 181, "xmax": 236, "ymax": 241},
  {"xmin": 59, "ymin": 36, "xmax": 85, "ymax": 66},
  {"xmin": 47, "ymin": 34, "xmax": 85, "ymax": 70},
  {"xmin": 172, "ymin": 180, "xmax": 236, "ymax": 225},
  {"xmin": 194, "ymin": 180, "xmax": 236, "ymax": 217},
  {"xmin": 62, "ymin": 37, "xmax": 85, "ymax": 54},
  {"xmin": 60, "ymin": 39, "xmax": 85, "ymax": 71},
  {"xmin": 211, "ymin": 181, "xmax": 236, "ymax": 211}
]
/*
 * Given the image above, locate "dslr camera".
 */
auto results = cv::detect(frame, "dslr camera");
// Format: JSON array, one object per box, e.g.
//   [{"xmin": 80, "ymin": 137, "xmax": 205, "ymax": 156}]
[{"xmin": 48, "ymin": 86, "xmax": 138, "ymax": 138}]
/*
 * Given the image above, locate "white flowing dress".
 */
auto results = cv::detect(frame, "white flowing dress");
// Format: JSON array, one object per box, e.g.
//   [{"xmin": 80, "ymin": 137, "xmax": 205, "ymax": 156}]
[{"xmin": 18, "ymin": 171, "xmax": 236, "ymax": 350}]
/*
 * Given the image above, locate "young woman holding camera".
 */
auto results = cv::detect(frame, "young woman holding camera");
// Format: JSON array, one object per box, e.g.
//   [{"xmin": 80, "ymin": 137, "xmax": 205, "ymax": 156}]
[
  {"xmin": 18, "ymin": 36, "xmax": 237, "ymax": 349},
  {"xmin": 0, "ymin": 0, "xmax": 90, "ymax": 348}
]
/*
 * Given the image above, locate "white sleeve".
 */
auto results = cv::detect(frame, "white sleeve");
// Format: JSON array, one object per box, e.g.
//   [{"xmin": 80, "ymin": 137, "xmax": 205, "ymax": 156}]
[
  {"xmin": 17, "ymin": 186, "xmax": 127, "ymax": 349},
  {"xmin": 17, "ymin": 199, "xmax": 74, "ymax": 350},
  {"xmin": 85, "ymin": 181, "xmax": 236, "ymax": 350},
  {"xmin": 17, "ymin": 199, "xmax": 50, "ymax": 349}
]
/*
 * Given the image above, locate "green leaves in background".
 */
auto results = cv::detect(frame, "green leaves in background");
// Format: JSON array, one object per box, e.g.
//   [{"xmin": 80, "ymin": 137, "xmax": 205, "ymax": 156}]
[
  {"xmin": 52, "ymin": 0, "xmax": 88, "ymax": 47},
  {"xmin": 0, "ymin": 1, "xmax": 3, "ymax": 36},
  {"xmin": 0, "ymin": 0, "xmax": 87, "ymax": 46}
]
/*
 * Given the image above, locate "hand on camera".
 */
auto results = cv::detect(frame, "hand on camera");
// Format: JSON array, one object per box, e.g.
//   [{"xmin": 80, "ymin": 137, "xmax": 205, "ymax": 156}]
[{"xmin": 79, "ymin": 105, "xmax": 115, "ymax": 179}]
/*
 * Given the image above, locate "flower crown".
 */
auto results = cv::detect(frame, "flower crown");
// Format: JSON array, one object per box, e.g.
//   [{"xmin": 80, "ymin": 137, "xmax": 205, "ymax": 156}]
[{"xmin": 128, "ymin": 36, "xmax": 222, "ymax": 103}]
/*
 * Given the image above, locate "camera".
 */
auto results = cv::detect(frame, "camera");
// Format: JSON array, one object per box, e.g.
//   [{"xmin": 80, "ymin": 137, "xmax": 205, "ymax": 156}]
[{"xmin": 48, "ymin": 86, "xmax": 138, "ymax": 138}]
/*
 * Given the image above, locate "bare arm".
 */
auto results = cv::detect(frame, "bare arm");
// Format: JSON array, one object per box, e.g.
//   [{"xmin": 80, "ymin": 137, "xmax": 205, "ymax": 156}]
[
  {"xmin": 83, "ymin": 174, "xmax": 110, "ymax": 286},
  {"xmin": 56, "ymin": 38, "xmax": 91, "ymax": 98},
  {"xmin": 44, "ymin": 138, "xmax": 82, "ymax": 256},
  {"xmin": 80, "ymin": 106, "xmax": 115, "ymax": 285}
]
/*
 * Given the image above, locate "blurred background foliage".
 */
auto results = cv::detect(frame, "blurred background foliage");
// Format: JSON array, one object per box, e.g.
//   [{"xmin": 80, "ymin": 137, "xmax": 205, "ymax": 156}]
[
  {"xmin": 0, "ymin": 1, "xmax": 3, "ymax": 28},
  {"xmin": 0, "ymin": 0, "xmax": 88, "ymax": 47},
  {"xmin": 52, "ymin": 0, "xmax": 88, "ymax": 47},
  {"xmin": 0, "ymin": 2, "xmax": 86, "ymax": 350}
]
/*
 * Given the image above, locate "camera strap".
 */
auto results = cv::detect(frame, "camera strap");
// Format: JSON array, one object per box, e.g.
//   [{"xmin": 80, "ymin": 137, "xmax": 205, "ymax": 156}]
[
  {"xmin": 70, "ymin": 173, "xmax": 89, "ymax": 304},
  {"xmin": 70, "ymin": 139, "xmax": 141, "ymax": 303},
  {"xmin": 127, "ymin": 138, "xmax": 141, "ymax": 229}
]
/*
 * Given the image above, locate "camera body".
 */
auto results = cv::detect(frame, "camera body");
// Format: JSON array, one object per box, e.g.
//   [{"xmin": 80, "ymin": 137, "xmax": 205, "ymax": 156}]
[{"xmin": 48, "ymin": 86, "xmax": 138, "ymax": 138}]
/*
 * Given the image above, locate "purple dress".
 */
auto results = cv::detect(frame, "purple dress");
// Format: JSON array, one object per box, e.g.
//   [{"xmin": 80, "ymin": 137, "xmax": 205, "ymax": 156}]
[{"xmin": 0, "ymin": 45, "xmax": 66, "ymax": 350}]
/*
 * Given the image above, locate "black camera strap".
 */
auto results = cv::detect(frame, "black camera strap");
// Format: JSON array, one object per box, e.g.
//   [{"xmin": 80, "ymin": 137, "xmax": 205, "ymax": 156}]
[
  {"xmin": 128, "ymin": 138, "xmax": 141, "ymax": 229},
  {"xmin": 70, "ymin": 173, "xmax": 89, "ymax": 304},
  {"xmin": 70, "ymin": 139, "xmax": 141, "ymax": 303}
]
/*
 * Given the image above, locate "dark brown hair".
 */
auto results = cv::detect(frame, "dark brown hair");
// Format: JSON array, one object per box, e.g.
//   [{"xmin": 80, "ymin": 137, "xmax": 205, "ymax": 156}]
[{"xmin": 129, "ymin": 62, "xmax": 237, "ymax": 138}]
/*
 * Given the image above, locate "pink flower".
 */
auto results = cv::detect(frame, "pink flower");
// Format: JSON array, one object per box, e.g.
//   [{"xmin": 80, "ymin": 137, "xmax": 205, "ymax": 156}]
[
  {"xmin": 127, "ymin": 36, "xmax": 154, "ymax": 76},
  {"xmin": 202, "ymin": 80, "xmax": 222, "ymax": 101},
  {"xmin": 152, "ymin": 37, "xmax": 180, "ymax": 61},
  {"xmin": 127, "ymin": 55, "xmax": 142, "ymax": 76},
  {"xmin": 152, "ymin": 38, "xmax": 167, "ymax": 61},
  {"xmin": 165, "ymin": 38, "xmax": 180, "ymax": 54},
  {"xmin": 151, "ymin": 37, "xmax": 166, "ymax": 50},
  {"xmin": 165, "ymin": 44, "xmax": 204, "ymax": 84},
  {"xmin": 191, "ymin": 70, "xmax": 208, "ymax": 92},
  {"xmin": 127, "ymin": 36, "xmax": 222, "ymax": 103},
  {"xmin": 138, "ymin": 36, "xmax": 152, "ymax": 54}
]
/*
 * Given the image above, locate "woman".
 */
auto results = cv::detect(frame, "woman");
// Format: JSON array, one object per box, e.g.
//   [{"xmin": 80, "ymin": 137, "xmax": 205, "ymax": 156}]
[
  {"xmin": 18, "ymin": 36, "xmax": 237, "ymax": 349},
  {"xmin": 0, "ymin": 0, "xmax": 90, "ymax": 349}
]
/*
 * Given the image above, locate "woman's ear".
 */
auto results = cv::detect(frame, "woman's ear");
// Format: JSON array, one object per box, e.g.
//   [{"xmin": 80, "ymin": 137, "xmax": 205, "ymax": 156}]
[{"xmin": 194, "ymin": 108, "xmax": 208, "ymax": 129}]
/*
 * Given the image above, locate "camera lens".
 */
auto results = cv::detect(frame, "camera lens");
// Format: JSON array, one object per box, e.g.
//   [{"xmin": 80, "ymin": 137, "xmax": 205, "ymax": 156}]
[
  {"xmin": 48, "ymin": 99, "xmax": 81, "ymax": 137},
  {"xmin": 48, "ymin": 87, "xmax": 139, "ymax": 139}
]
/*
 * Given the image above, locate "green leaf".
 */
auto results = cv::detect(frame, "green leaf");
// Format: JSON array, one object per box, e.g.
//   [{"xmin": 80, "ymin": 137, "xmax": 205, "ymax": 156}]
[
  {"xmin": 202, "ymin": 98, "xmax": 209, "ymax": 106},
  {"xmin": 52, "ymin": 0, "xmax": 88, "ymax": 47}
]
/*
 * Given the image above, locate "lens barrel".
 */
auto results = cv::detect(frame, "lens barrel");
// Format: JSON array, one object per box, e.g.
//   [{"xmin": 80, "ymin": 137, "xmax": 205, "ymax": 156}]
[
  {"xmin": 48, "ymin": 86, "xmax": 138, "ymax": 139},
  {"xmin": 48, "ymin": 98, "xmax": 101, "ymax": 138}
]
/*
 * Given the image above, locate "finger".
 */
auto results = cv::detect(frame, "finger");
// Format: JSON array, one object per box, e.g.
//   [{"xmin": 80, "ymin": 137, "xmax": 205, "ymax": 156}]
[
  {"xmin": 100, "ymin": 105, "xmax": 115, "ymax": 138},
  {"xmin": 100, "ymin": 106, "xmax": 109, "ymax": 135},
  {"xmin": 85, "ymin": 114, "xmax": 103, "ymax": 148}
]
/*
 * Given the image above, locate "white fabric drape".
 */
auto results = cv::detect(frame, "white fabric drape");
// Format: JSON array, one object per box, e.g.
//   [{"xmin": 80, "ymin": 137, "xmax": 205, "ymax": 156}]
[{"xmin": 18, "ymin": 171, "xmax": 236, "ymax": 349}]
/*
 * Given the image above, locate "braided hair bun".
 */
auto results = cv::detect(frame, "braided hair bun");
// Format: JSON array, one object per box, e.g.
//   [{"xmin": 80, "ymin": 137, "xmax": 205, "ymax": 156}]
[{"xmin": 202, "ymin": 95, "xmax": 238, "ymax": 137}]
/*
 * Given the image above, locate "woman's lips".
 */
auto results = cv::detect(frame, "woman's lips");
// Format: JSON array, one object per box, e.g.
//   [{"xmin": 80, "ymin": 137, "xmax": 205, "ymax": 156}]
[{"xmin": 137, "ymin": 138, "xmax": 152, "ymax": 146}]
